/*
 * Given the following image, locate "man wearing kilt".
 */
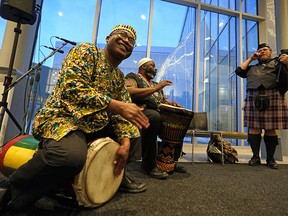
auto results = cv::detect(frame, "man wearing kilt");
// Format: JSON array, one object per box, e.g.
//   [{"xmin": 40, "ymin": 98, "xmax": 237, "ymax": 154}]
[{"xmin": 236, "ymin": 43, "xmax": 288, "ymax": 169}]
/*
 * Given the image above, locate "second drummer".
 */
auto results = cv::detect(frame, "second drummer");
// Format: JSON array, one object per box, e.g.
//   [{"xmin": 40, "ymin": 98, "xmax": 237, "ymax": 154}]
[{"xmin": 125, "ymin": 57, "xmax": 185, "ymax": 179}]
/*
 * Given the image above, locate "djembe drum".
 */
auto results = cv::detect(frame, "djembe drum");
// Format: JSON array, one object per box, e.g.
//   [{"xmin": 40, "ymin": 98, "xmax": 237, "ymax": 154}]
[
  {"xmin": 0, "ymin": 135, "xmax": 124, "ymax": 207},
  {"xmin": 156, "ymin": 104, "xmax": 194, "ymax": 172}
]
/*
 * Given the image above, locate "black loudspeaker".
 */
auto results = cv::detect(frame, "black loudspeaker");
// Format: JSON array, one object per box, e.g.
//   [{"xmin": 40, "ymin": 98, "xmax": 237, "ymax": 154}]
[{"xmin": 0, "ymin": 0, "xmax": 37, "ymax": 25}]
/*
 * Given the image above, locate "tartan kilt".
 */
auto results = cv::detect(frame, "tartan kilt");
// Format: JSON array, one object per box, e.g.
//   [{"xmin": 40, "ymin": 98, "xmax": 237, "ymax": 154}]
[{"xmin": 244, "ymin": 89, "xmax": 288, "ymax": 130}]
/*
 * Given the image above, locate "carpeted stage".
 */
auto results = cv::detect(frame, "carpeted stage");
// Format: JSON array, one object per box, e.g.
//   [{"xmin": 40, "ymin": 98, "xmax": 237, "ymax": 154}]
[{"xmin": 1, "ymin": 161, "xmax": 288, "ymax": 216}]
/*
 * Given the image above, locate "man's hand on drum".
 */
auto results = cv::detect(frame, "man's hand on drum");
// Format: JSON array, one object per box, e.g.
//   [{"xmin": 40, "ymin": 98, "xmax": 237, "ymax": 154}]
[
  {"xmin": 106, "ymin": 100, "xmax": 150, "ymax": 129},
  {"xmin": 113, "ymin": 138, "xmax": 130, "ymax": 176},
  {"xmin": 155, "ymin": 80, "xmax": 172, "ymax": 92},
  {"xmin": 165, "ymin": 101, "xmax": 183, "ymax": 108}
]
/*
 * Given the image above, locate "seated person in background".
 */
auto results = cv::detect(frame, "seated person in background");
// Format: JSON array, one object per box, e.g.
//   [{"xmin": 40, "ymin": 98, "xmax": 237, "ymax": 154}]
[
  {"xmin": 0, "ymin": 24, "xmax": 149, "ymax": 214},
  {"xmin": 125, "ymin": 57, "xmax": 186, "ymax": 179}
]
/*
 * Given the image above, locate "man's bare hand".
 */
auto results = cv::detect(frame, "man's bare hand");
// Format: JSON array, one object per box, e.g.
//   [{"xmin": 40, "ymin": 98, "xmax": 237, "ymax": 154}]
[
  {"xmin": 107, "ymin": 100, "xmax": 149, "ymax": 129},
  {"xmin": 120, "ymin": 103, "xmax": 149, "ymax": 129},
  {"xmin": 155, "ymin": 80, "xmax": 172, "ymax": 91},
  {"xmin": 113, "ymin": 141, "xmax": 130, "ymax": 176}
]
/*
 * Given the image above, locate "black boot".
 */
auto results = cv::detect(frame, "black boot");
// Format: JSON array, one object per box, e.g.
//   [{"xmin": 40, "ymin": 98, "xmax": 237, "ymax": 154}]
[
  {"xmin": 248, "ymin": 134, "xmax": 261, "ymax": 166},
  {"xmin": 264, "ymin": 135, "xmax": 279, "ymax": 169}
]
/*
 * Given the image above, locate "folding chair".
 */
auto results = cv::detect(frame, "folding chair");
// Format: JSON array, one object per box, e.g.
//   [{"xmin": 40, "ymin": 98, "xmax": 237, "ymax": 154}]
[{"xmin": 188, "ymin": 112, "xmax": 224, "ymax": 165}]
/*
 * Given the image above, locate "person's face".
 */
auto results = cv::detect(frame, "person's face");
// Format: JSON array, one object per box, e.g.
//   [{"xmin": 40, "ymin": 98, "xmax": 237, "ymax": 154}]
[
  {"xmin": 257, "ymin": 47, "xmax": 272, "ymax": 62},
  {"xmin": 105, "ymin": 30, "xmax": 136, "ymax": 60},
  {"xmin": 143, "ymin": 61, "xmax": 157, "ymax": 79}
]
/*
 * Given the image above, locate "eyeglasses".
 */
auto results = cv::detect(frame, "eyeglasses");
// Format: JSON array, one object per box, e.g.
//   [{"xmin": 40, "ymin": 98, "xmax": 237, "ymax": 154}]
[{"xmin": 113, "ymin": 31, "xmax": 136, "ymax": 48}]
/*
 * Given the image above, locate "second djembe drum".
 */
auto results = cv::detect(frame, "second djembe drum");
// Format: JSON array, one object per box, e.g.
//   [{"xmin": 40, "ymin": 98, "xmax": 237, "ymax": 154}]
[{"xmin": 156, "ymin": 104, "xmax": 194, "ymax": 172}]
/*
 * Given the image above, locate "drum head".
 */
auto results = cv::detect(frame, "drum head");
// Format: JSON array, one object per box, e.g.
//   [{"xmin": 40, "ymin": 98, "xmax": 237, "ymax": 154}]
[{"xmin": 73, "ymin": 137, "xmax": 124, "ymax": 207}]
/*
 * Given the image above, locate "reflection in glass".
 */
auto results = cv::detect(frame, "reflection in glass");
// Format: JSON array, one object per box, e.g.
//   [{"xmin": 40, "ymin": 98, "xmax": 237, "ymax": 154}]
[
  {"xmin": 200, "ymin": 10, "xmax": 237, "ymax": 134},
  {"xmin": 152, "ymin": 1, "xmax": 195, "ymax": 111},
  {"xmin": 242, "ymin": 19, "xmax": 258, "ymax": 135}
]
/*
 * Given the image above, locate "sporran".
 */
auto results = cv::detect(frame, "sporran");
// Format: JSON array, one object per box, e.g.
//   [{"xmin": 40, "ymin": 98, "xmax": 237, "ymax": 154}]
[{"xmin": 254, "ymin": 95, "xmax": 270, "ymax": 111}]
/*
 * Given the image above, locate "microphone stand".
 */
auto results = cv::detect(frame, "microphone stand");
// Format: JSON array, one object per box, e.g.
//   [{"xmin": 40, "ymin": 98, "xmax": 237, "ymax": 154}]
[
  {"xmin": 25, "ymin": 66, "xmax": 41, "ymax": 134},
  {"xmin": 3, "ymin": 42, "xmax": 67, "ymax": 94},
  {"xmin": 0, "ymin": 21, "xmax": 23, "ymax": 133},
  {"xmin": 0, "ymin": 42, "xmax": 66, "ymax": 140},
  {"xmin": 21, "ymin": 69, "xmax": 35, "ymax": 134}
]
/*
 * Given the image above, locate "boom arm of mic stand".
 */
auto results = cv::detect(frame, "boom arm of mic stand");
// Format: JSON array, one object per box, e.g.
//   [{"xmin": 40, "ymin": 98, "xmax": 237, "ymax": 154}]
[{"xmin": 2, "ymin": 42, "xmax": 67, "ymax": 95}]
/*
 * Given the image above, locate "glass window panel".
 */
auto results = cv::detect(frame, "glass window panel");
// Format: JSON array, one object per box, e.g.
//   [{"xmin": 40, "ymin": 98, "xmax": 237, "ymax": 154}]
[
  {"xmin": 219, "ymin": 24, "xmax": 229, "ymax": 63},
  {"xmin": 210, "ymin": 0, "xmax": 218, "ymax": 7},
  {"xmin": 219, "ymin": 14, "xmax": 228, "ymax": 34},
  {"xmin": 219, "ymin": 0, "xmax": 229, "ymax": 9},
  {"xmin": 0, "ymin": 19, "xmax": 6, "ymax": 50},
  {"xmin": 246, "ymin": 0, "xmax": 258, "ymax": 15},
  {"xmin": 209, "ymin": 67, "xmax": 217, "ymax": 129},
  {"xmin": 200, "ymin": 0, "xmax": 218, "ymax": 7},
  {"xmin": 200, "ymin": 9, "xmax": 238, "ymax": 131},
  {"xmin": 204, "ymin": 12, "xmax": 211, "ymax": 51},
  {"xmin": 229, "ymin": 1, "xmax": 236, "ymax": 10},
  {"xmin": 34, "ymin": 1, "xmax": 96, "ymax": 67},
  {"xmin": 229, "ymin": 17, "xmax": 237, "ymax": 135},
  {"xmin": 201, "ymin": 0, "xmax": 234, "ymax": 10},
  {"xmin": 210, "ymin": 13, "xmax": 218, "ymax": 43},
  {"xmin": 152, "ymin": 0, "xmax": 195, "ymax": 110},
  {"xmin": 241, "ymin": 18, "xmax": 259, "ymax": 134},
  {"xmin": 242, "ymin": 0, "xmax": 258, "ymax": 15},
  {"xmin": 230, "ymin": 17, "xmax": 236, "ymax": 54},
  {"xmin": 247, "ymin": 21, "xmax": 258, "ymax": 57}
]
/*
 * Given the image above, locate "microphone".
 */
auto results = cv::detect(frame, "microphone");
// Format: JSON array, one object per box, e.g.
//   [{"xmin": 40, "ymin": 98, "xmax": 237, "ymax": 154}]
[
  {"xmin": 43, "ymin": 45, "xmax": 64, "ymax": 54},
  {"xmin": 55, "ymin": 36, "xmax": 77, "ymax": 46}
]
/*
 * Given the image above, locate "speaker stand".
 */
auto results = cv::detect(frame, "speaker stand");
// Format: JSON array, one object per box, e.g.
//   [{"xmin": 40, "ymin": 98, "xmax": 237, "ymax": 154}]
[{"xmin": 0, "ymin": 21, "xmax": 23, "ymax": 133}]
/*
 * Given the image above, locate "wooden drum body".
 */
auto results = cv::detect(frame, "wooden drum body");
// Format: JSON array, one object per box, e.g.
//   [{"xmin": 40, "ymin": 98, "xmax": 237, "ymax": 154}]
[
  {"xmin": 157, "ymin": 104, "xmax": 194, "ymax": 172},
  {"xmin": 0, "ymin": 135, "xmax": 123, "ymax": 207}
]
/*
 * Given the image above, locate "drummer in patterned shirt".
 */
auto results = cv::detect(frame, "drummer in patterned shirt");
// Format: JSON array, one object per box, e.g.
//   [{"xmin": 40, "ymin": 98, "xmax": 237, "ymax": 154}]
[
  {"xmin": 0, "ymin": 24, "xmax": 149, "ymax": 214},
  {"xmin": 125, "ymin": 57, "xmax": 186, "ymax": 179}
]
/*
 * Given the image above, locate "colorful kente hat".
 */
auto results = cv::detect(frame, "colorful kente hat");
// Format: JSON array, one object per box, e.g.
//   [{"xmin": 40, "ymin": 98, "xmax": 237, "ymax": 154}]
[
  {"xmin": 110, "ymin": 24, "xmax": 137, "ymax": 40},
  {"xmin": 138, "ymin": 57, "xmax": 152, "ymax": 68}
]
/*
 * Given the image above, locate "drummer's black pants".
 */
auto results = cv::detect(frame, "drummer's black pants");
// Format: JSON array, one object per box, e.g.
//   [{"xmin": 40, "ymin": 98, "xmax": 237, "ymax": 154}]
[
  {"xmin": 140, "ymin": 109, "xmax": 161, "ymax": 171},
  {"xmin": 7, "ymin": 123, "xmax": 140, "ymax": 212},
  {"xmin": 140, "ymin": 108, "xmax": 184, "ymax": 171},
  {"xmin": 8, "ymin": 130, "xmax": 87, "ymax": 212}
]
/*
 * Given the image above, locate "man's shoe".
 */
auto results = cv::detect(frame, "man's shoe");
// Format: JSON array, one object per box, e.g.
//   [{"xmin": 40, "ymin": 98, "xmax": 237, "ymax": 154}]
[
  {"xmin": 118, "ymin": 174, "xmax": 147, "ymax": 193},
  {"xmin": 141, "ymin": 167, "xmax": 169, "ymax": 179},
  {"xmin": 174, "ymin": 164, "xmax": 187, "ymax": 173},
  {"xmin": 248, "ymin": 156, "xmax": 261, "ymax": 166},
  {"xmin": 267, "ymin": 160, "xmax": 278, "ymax": 169}
]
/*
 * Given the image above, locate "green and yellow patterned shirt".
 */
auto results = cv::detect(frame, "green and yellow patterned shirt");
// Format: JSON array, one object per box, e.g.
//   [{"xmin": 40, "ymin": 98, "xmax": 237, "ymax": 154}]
[{"xmin": 32, "ymin": 42, "xmax": 140, "ymax": 141}]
